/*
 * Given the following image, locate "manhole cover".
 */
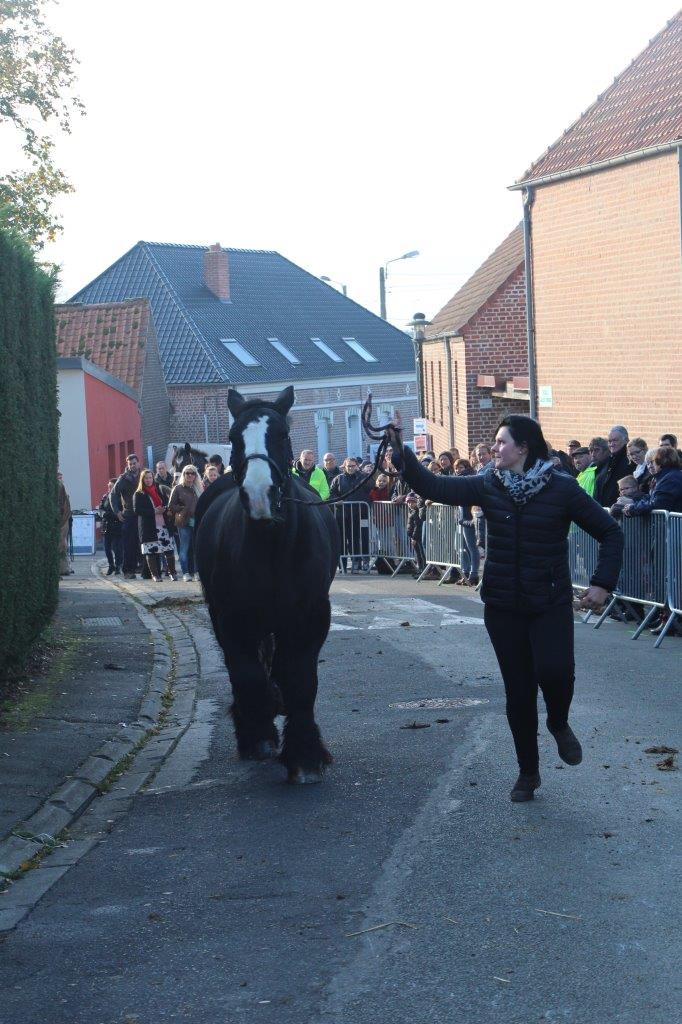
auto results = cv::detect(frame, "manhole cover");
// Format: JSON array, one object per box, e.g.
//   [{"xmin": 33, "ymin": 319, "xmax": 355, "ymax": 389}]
[
  {"xmin": 82, "ymin": 616, "xmax": 123, "ymax": 627},
  {"xmin": 389, "ymin": 697, "xmax": 489, "ymax": 710}
]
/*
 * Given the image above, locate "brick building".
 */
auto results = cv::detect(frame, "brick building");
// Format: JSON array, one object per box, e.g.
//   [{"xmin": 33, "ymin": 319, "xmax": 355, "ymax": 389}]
[
  {"xmin": 68, "ymin": 243, "xmax": 418, "ymax": 460},
  {"xmin": 418, "ymin": 224, "xmax": 529, "ymax": 455},
  {"xmin": 55, "ymin": 299, "xmax": 170, "ymax": 466},
  {"xmin": 511, "ymin": 12, "xmax": 682, "ymax": 446}
]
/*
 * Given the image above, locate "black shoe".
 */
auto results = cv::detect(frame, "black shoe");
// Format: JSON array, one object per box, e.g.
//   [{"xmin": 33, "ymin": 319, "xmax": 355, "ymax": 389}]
[
  {"xmin": 549, "ymin": 723, "xmax": 583, "ymax": 765},
  {"xmin": 511, "ymin": 772, "xmax": 541, "ymax": 802},
  {"xmin": 114, "ymin": 567, "xmax": 121, "ymax": 575},
  {"xmin": 105, "ymin": 566, "xmax": 115, "ymax": 576},
  {"xmin": 123, "ymin": 572, "xmax": 136, "ymax": 580}
]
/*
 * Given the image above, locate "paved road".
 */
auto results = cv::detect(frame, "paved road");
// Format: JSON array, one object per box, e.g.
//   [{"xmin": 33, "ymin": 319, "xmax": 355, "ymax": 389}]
[{"xmin": 1, "ymin": 575, "xmax": 680, "ymax": 1023}]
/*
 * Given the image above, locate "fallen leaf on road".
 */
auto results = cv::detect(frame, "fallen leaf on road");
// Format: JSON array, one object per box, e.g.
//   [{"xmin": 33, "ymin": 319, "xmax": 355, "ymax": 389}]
[
  {"xmin": 147, "ymin": 912, "xmax": 163, "ymax": 922},
  {"xmin": 104, "ymin": 663, "xmax": 123, "ymax": 671},
  {"xmin": 655, "ymin": 755, "xmax": 678, "ymax": 771},
  {"xmin": 644, "ymin": 745, "xmax": 678, "ymax": 755},
  {"xmin": 400, "ymin": 721, "xmax": 430, "ymax": 730},
  {"xmin": 435, "ymin": 718, "xmax": 450, "ymax": 724},
  {"xmin": 400, "ymin": 621, "xmax": 411, "ymax": 627}
]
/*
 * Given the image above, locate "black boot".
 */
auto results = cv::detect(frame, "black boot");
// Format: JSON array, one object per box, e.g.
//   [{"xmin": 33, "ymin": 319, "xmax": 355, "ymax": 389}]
[
  {"xmin": 548, "ymin": 723, "xmax": 582, "ymax": 765},
  {"xmin": 511, "ymin": 772, "xmax": 541, "ymax": 802}
]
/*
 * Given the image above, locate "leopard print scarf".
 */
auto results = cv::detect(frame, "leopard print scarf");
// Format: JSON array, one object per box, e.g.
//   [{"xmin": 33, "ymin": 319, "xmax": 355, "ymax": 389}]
[{"xmin": 494, "ymin": 459, "xmax": 555, "ymax": 505}]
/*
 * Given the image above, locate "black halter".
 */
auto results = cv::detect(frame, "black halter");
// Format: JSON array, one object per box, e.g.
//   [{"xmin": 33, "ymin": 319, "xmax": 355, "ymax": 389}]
[{"xmin": 232, "ymin": 452, "xmax": 290, "ymax": 513}]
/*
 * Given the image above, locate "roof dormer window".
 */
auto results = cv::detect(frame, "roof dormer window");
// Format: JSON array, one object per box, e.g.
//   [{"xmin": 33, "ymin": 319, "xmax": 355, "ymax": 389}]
[
  {"xmin": 268, "ymin": 338, "xmax": 300, "ymax": 365},
  {"xmin": 342, "ymin": 336, "xmax": 377, "ymax": 362},
  {"xmin": 221, "ymin": 339, "xmax": 260, "ymax": 366}
]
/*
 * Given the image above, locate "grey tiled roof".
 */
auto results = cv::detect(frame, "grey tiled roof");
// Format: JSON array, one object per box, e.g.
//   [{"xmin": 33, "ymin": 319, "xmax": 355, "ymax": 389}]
[{"xmin": 69, "ymin": 242, "xmax": 416, "ymax": 386}]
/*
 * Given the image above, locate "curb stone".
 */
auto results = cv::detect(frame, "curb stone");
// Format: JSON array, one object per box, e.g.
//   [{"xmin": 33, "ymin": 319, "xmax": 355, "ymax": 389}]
[{"xmin": 0, "ymin": 563, "xmax": 200, "ymax": 930}]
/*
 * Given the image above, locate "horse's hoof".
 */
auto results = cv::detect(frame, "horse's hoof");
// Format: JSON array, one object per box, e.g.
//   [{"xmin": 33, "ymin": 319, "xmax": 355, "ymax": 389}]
[
  {"xmin": 240, "ymin": 739, "xmax": 278, "ymax": 761},
  {"xmin": 287, "ymin": 767, "xmax": 325, "ymax": 785}
]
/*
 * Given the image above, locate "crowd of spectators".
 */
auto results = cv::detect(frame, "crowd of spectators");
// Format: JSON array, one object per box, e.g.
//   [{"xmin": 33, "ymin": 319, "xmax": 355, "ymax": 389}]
[{"xmin": 89, "ymin": 427, "xmax": 681, "ymax": 622}]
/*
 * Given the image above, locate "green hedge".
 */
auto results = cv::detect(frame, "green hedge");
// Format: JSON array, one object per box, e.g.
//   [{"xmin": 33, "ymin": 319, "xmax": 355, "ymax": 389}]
[{"xmin": 0, "ymin": 230, "xmax": 59, "ymax": 676}]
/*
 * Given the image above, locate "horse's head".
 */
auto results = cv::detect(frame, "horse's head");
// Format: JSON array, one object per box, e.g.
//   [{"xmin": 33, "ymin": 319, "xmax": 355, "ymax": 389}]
[
  {"xmin": 174, "ymin": 442, "xmax": 208, "ymax": 477},
  {"xmin": 228, "ymin": 385, "xmax": 295, "ymax": 521}
]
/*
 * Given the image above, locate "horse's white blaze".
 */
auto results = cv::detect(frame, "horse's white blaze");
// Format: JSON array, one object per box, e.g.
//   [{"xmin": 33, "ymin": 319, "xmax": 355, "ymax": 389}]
[{"xmin": 242, "ymin": 416, "xmax": 273, "ymax": 519}]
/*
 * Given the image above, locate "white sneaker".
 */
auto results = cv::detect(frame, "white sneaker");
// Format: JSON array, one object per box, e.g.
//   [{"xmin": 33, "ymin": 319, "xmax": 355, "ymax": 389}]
[
  {"xmin": 183, "ymin": 573, "xmax": 191, "ymax": 582},
  {"xmin": 191, "ymin": 573, "xmax": 198, "ymax": 582}
]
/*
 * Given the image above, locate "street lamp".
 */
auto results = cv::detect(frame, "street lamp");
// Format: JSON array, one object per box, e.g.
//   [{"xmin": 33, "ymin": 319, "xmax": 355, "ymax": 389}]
[
  {"xmin": 320, "ymin": 275, "xmax": 347, "ymax": 296},
  {"xmin": 379, "ymin": 250, "xmax": 419, "ymax": 320}
]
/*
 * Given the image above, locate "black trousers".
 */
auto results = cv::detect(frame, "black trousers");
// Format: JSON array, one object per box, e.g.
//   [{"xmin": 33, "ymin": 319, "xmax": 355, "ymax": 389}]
[
  {"xmin": 104, "ymin": 530, "xmax": 123, "ymax": 569},
  {"xmin": 484, "ymin": 603, "xmax": 575, "ymax": 774},
  {"xmin": 122, "ymin": 517, "xmax": 140, "ymax": 574}
]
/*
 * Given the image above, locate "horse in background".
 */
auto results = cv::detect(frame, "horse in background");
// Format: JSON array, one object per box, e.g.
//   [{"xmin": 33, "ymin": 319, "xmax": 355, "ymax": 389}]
[
  {"xmin": 195, "ymin": 385, "xmax": 340, "ymax": 783},
  {"xmin": 172, "ymin": 442, "xmax": 208, "ymax": 478}
]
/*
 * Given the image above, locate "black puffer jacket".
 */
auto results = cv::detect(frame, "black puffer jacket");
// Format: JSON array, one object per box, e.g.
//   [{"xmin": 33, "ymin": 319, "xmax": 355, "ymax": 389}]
[{"xmin": 397, "ymin": 447, "xmax": 623, "ymax": 613}]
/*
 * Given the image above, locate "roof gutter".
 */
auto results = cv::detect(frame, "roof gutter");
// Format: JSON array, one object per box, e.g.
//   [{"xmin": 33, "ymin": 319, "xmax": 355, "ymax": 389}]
[{"xmin": 510, "ymin": 139, "xmax": 681, "ymax": 191}]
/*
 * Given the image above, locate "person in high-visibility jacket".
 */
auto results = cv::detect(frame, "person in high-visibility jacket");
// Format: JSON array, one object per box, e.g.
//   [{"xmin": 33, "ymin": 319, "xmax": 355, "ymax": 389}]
[{"xmin": 292, "ymin": 450, "xmax": 330, "ymax": 500}]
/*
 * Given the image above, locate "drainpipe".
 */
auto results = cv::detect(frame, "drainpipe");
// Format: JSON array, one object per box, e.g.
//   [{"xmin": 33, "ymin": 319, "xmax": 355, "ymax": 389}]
[
  {"xmin": 678, "ymin": 145, "xmax": 682, "ymax": 266},
  {"xmin": 444, "ymin": 335, "xmax": 455, "ymax": 447},
  {"xmin": 522, "ymin": 186, "xmax": 537, "ymax": 419}
]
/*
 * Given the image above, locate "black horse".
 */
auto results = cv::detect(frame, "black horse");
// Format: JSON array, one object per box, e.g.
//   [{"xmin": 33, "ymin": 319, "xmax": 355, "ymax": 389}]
[
  {"xmin": 172, "ymin": 442, "xmax": 209, "ymax": 478},
  {"xmin": 195, "ymin": 386, "xmax": 340, "ymax": 783}
]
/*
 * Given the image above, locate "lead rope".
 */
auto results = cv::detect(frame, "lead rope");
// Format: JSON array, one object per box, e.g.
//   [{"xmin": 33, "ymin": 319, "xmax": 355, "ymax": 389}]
[{"xmin": 281, "ymin": 393, "xmax": 402, "ymax": 507}]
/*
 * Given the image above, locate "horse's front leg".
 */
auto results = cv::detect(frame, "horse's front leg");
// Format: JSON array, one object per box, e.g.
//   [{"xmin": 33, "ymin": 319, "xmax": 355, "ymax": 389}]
[
  {"xmin": 274, "ymin": 603, "xmax": 332, "ymax": 783},
  {"xmin": 222, "ymin": 635, "xmax": 280, "ymax": 761}
]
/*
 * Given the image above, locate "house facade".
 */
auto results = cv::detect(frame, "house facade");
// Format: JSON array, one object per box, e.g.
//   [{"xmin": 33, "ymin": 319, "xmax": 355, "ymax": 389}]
[
  {"xmin": 418, "ymin": 224, "xmax": 529, "ymax": 455},
  {"xmin": 512, "ymin": 12, "xmax": 682, "ymax": 445},
  {"xmin": 57, "ymin": 357, "xmax": 142, "ymax": 509},
  {"xmin": 68, "ymin": 243, "xmax": 418, "ymax": 461},
  {"xmin": 55, "ymin": 299, "xmax": 170, "ymax": 466}
]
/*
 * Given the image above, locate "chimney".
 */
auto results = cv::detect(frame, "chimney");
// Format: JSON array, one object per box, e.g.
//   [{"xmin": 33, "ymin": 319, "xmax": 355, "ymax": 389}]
[{"xmin": 203, "ymin": 243, "xmax": 230, "ymax": 301}]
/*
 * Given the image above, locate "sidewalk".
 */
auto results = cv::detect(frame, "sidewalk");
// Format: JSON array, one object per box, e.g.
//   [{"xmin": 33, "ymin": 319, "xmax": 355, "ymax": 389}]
[{"xmin": 0, "ymin": 557, "xmax": 154, "ymax": 870}]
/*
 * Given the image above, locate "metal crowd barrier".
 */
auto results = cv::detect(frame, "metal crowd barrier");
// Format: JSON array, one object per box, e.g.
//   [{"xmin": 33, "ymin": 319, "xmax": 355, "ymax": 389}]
[
  {"xmin": 334, "ymin": 501, "xmax": 372, "ymax": 574},
  {"xmin": 419, "ymin": 503, "xmax": 464, "ymax": 583},
  {"xmin": 656, "ymin": 512, "xmax": 682, "ymax": 646},
  {"xmin": 371, "ymin": 501, "xmax": 412, "ymax": 574},
  {"xmin": 571, "ymin": 510, "xmax": 677, "ymax": 647}
]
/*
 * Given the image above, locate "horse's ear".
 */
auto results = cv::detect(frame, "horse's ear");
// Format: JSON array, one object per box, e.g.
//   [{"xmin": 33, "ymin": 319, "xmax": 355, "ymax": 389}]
[
  {"xmin": 184, "ymin": 442, "xmax": 191, "ymax": 454},
  {"xmin": 273, "ymin": 386, "xmax": 295, "ymax": 417},
  {"xmin": 227, "ymin": 388, "xmax": 246, "ymax": 418}
]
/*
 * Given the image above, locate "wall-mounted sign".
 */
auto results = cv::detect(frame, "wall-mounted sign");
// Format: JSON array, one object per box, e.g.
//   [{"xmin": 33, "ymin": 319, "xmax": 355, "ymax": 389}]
[
  {"xmin": 539, "ymin": 385, "xmax": 553, "ymax": 408},
  {"xmin": 479, "ymin": 398, "xmax": 493, "ymax": 410},
  {"xmin": 413, "ymin": 417, "xmax": 428, "ymax": 435}
]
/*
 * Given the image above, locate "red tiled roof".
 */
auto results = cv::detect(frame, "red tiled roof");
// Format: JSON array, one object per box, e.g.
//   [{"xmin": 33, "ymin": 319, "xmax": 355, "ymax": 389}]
[
  {"xmin": 54, "ymin": 299, "xmax": 151, "ymax": 392},
  {"xmin": 426, "ymin": 224, "xmax": 524, "ymax": 338},
  {"xmin": 518, "ymin": 12, "xmax": 682, "ymax": 183}
]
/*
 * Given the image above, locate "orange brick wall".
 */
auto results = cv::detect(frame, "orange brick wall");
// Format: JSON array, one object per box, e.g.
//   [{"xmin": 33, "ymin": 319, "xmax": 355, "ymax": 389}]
[
  {"xmin": 421, "ymin": 264, "xmax": 529, "ymax": 456},
  {"xmin": 531, "ymin": 153, "xmax": 682, "ymax": 449}
]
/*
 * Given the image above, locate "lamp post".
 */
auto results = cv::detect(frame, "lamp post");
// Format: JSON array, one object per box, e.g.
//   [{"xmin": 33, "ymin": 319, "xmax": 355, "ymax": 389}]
[
  {"xmin": 320, "ymin": 275, "xmax": 347, "ymax": 296},
  {"xmin": 408, "ymin": 312, "xmax": 430, "ymax": 419},
  {"xmin": 379, "ymin": 250, "xmax": 419, "ymax": 320}
]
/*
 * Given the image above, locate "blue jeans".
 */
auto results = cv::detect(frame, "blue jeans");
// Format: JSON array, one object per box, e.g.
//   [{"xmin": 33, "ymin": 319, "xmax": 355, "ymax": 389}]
[
  {"xmin": 461, "ymin": 523, "xmax": 480, "ymax": 580},
  {"xmin": 178, "ymin": 526, "xmax": 195, "ymax": 575}
]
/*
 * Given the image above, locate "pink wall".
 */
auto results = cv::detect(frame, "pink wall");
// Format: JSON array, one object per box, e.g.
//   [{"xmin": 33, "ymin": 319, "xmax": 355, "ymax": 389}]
[{"xmin": 84, "ymin": 374, "xmax": 142, "ymax": 507}]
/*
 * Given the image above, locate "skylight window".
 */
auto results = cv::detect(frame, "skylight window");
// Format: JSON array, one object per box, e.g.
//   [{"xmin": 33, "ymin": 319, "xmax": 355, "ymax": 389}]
[
  {"xmin": 268, "ymin": 338, "xmax": 300, "ymax": 365},
  {"xmin": 311, "ymin": 337, "xmax": 343, "ymax": 363},
  {"xmin": 221, "ymin": 339, "xmax": 260, "ymax": 366},
  {"xmin": 342, "ymin": 336, "xmax": 378, "ymax": 363}
]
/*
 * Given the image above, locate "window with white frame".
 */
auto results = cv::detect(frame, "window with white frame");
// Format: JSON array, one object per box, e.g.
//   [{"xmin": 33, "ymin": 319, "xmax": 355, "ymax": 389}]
[
  {"xmin": 314, "ymin": 409, "xmax": 333, "ymax": 458},
  {"xmin": 268, "ymin": 338, "xmax": 300, "ymax": 365},
  {"xmin": 221, "ymin": 339, "xmax": 260, "ymax": 366},
  {"xmin": 311, "ymin": 337, "xmax": 343, "ymax": 362},
  {"xmin": 342, "ymin": 336, "xmax": 378, "ymax": 363},
  {"xmin": 345, "ymin": 407, "xmax": 362, "ymax": 457}
]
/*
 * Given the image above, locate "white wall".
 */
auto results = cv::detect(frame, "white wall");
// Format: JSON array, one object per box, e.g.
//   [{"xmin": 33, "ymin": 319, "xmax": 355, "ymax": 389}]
[{"xmin": 57, "ymin": 369, "xmax": 91, "ymax": 510}]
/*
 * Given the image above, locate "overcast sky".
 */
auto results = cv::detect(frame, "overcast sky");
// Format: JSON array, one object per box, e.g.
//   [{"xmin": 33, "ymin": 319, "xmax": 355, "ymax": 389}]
[{"xmin": 40, "ymin": 0, "xmax": 679, "ymax": 328}]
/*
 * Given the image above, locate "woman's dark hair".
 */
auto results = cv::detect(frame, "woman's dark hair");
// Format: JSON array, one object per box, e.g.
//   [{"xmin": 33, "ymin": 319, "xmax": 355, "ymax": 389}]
[
  {"xmin": 438, "ymin": 451, "xmax": 454, "ymax": 466},
  {"xmin": 454, "ymin": 458, "xmax": 473, "ymax": 474},
  {"xmin": 496, "ymin": 415, "xmax": 549, "ymax": 471}
]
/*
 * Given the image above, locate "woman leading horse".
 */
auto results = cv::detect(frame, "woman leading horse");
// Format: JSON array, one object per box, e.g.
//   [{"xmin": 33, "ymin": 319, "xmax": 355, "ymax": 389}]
[{"xmin": 386, "ymin": 414, "xmax": 623, "ymax": 802}]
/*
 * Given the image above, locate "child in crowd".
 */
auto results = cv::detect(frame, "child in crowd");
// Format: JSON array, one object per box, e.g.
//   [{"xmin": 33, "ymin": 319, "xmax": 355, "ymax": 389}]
[
  {"xmin": 406, "ymin": 491, "xmax": 426, "ymax": 577},
  {"xmin": 610, "ymin": 475, "xmax": 640, "ymax": 516}
]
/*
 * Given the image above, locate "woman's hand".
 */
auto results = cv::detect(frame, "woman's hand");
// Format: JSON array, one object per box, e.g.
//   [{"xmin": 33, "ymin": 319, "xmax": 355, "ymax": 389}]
[{"xmin": 579, "ymin": 586, "xmax": 610, "ymax": 611}]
